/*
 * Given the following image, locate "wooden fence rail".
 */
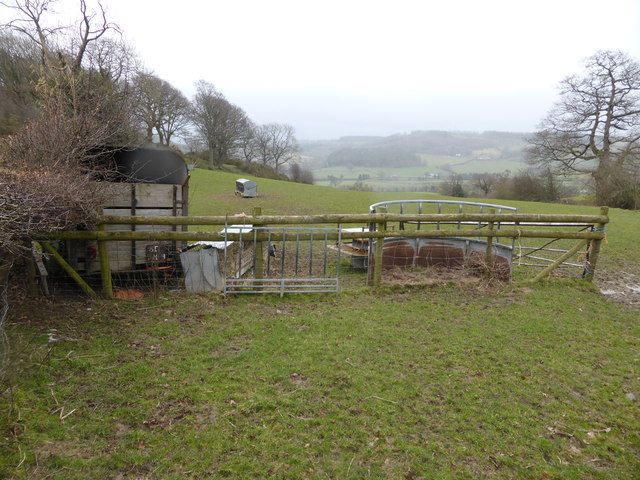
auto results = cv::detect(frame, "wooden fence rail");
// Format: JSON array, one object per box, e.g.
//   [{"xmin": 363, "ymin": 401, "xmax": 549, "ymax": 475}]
[
  {"xmin": 38, "ymin": 207, "xmax": 609, "ymax": 297},
  {"xmin": 96, "ymin": 212, "xmax": 610, "ymax": 226},
  {"xmin": 47, "ymin": 228, "xmax": 605, "ymax": 242}
]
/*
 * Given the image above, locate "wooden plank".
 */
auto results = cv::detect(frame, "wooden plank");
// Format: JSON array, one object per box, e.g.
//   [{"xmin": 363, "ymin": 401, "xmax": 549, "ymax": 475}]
[
  {"xmin": 106, "ymin": 241, "xmax": 133, "ymax": 271},
  {"xmin": 103, "ymin": 208, "xmax": 177, "ymax": 217},
  {"xmin": 103, "ymin": 183, "xmax": 183, "ymax": 209},
  {"xmin": 134, "ymin": 184, "xmax": 178, "ymax": 208},
  {"xmin": 102, "ymin": 184, "xmax": 132, "ymax": 207}
]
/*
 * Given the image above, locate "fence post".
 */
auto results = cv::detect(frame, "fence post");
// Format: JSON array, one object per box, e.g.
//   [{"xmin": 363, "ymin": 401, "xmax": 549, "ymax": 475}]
[
  {"xmin": 39, "ymin": 241, "xmax": 98, "ymax": 299},
  {"xmin": 371, "ymin": 206, "xmax": 387, "ymax": 286},
  {"xmin": 25, "ymin": 241, "xmax": 39, "ymax": 296},
  {"xmin": 484, "ymin": 209, "xmax": 495, "ymax": 280},
  {"xmin": 253, "ymin": 207, "xmax": 264, "ymax": 280},
  {"xmin": 97, "ymin": 224, "xmax": 113, "ymax": 298},
  {"xmin": 583, "ymin": 206, "xmax": 609, "ymax": 282}
]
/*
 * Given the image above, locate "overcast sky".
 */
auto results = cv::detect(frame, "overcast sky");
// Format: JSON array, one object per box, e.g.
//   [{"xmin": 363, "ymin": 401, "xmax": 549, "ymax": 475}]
[{"xmin": 26, "ymin": 0, "xmax": 640, "ymax": 139}]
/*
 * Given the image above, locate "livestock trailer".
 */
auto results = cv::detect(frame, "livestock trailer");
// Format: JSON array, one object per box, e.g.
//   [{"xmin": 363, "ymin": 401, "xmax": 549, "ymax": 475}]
[
  {"xmin": 58, "ymin": 145, "xmax": 189, "ymax": 285},
  {"xmin": 235, "ymin": 178, "xmax": 257, "ymax": 198}
]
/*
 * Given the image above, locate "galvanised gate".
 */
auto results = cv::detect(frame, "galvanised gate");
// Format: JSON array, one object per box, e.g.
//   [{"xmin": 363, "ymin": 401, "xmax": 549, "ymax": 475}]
[{"xmin": 223, "ymin": 225, "xmax": 343, "ymax": 296}]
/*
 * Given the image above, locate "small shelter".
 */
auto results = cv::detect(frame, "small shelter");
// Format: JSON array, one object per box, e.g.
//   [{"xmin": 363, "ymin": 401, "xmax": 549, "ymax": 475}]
[
  {"xmin": 61, "ymin": 145, "xmax": 189, "ymax": 278},
  {"xmin": 235, "ymin": 178, "xmax": 257, "ymax": 198}
]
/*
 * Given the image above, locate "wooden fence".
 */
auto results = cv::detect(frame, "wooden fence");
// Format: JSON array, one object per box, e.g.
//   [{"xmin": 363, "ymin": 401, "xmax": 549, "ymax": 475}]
[{"xmin": 39, "ymin": 206, "xmax": 609, "ymax": 298}]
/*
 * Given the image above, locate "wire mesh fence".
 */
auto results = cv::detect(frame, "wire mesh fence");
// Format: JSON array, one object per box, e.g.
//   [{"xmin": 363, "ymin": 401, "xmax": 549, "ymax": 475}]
[
  {"xmin": 367, "ymin": 237, "xmax": 514, "ymax": 283},
  {"xmin": 366, "ymin": 200, "xmax": 517, "ymax": 283},
  {"xmin": 38, "ymin": 232, "xmax": 186, "ymax": 297}
]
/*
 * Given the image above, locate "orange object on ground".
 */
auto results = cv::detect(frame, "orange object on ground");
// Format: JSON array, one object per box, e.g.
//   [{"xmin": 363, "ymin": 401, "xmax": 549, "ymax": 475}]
[{"xmin": 115, "ymin": 289, "xmax": 144, "ymax": 300}]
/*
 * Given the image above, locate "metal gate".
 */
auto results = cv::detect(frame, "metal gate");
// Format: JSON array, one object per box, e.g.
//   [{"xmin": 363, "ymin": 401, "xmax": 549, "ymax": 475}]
[{"xmin": 223, "ymin": 225, "xmax": 342, "ymax": 296}]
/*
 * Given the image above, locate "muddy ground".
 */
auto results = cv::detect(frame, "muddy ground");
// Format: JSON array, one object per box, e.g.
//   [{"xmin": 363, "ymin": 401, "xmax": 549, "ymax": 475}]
[{"xmin": 596, "ymin": 266, "xmax": 640, "ymax": 306}]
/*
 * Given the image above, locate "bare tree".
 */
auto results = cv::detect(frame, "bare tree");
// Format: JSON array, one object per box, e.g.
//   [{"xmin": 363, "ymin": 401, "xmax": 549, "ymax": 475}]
[
  {"xmin": 158, "ymin": 88, "xmax": 190, "ymax": 146},
  {"xmin": 237, "ymin": 120, "xmax": 259, "ymax": 163},
  {"xmin": 0, "ymin": 0, "xmax": 135, "ymax": 138},
  {"xmin": 0, "ymin": 0, "xmax": 136, "ymax": 258},
  {"xmin": 289, "ymin": 162, "xmax": 314, "ymax": 184},
  {"xmin": 254, "ymin": 123, "xmax": 299, "ymax": 174},
  {"xmin": 190, "ymin": 80, "xmax": 251, "ymax": 169},
  {"xmin": 0, "ymin": 6, "xmax": 137, "ymax": 135},
  {"xmin": 83, "ymin": 36, "xmax": 139, "ymax": 84},
  {"xmin": 0, "ymin": 31, "xmax": 40, "ymax": 119},
  {"xmin": 0, "ymin": 0, "xmax": 63, "ymax": 69},
  {"xmin": 132, "ymin": 72, "xmax": 190, "ymax": 146},
  {"xmin": 438, "ymin": 173, "xmax": 466, "ymax": 197},
  {"xmin": 70, "ymin": 0, "xmax": 114, "ymax": 74},
  {"xmin": 1, "ymin": 0, "xmax": 118, "ymax": 75},
  {"xmin": 472, "ymin": 173, "xmax": 496, "ymax": 197},
  {"xmin": 527, "ymin": 50, "xmax": 640, "ymax": 208}
]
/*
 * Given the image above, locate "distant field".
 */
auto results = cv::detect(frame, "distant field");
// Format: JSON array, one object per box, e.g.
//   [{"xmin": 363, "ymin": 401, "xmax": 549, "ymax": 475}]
[
  {"xmin": 189, "ymin": 167, "xmax": 607, "ymax": 215},
  {"xmin": 312, "ymin": 154, "xmax": 525, "ymax": 190},
  {"xmin": 188, "ymin": 168, "xmax": 515, "ymax": 217}
]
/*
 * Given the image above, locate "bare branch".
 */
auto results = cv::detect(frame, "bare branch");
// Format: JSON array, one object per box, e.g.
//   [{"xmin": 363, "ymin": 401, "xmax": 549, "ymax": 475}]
[
  {"xmin": 73, "ymin": 0, "xmax": 118, "ymax": 73},
  {"xmin": 527, "ymin": 50, "xmax": 640, "ymax": 207}
]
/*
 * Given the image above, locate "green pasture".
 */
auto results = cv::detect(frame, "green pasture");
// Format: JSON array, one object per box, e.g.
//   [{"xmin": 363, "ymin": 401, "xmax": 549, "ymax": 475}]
[
  {"xmin": 312, "ymin": 154, "xmax": 524, "ymax": 190},
  {"xmin": 188, "ymin": 167, "xmax": 635, "ymax": 284},
  {"xmin": 188, "ymin": 168, "xmax": 526, "ymax": 216},
  {"xmin": 1, "ymin": 168, "xmax": 638, "ymax": 479}
]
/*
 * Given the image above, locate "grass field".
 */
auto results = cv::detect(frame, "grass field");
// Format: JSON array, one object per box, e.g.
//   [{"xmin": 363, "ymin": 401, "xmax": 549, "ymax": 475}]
[
  {"xmin": 312, "ymin": 154, "xmax": 524, "ymax": 190},
  {"xmin": 1, "ymin": 168, "xmax": 638, "ymax": 479}
]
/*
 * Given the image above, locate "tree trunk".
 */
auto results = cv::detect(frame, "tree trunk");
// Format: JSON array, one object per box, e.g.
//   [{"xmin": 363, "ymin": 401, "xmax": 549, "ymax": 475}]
[
  {"xmin": 592, "ymin": 153, "xmax": 612, "ymax": 206},
  {"xmin": 215, "ymin": 147, "xmax": 225, "ymax": 169},
  {"xmin": 593, "ymin": 171, "xmax": 607, "ymax": 206},
  {"xmin": 208, "ymin": 149, "xmax": 214, "ymax": 170}
]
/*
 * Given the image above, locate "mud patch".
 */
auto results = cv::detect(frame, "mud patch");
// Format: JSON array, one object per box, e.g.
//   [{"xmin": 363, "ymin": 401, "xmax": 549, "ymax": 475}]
[{"xmin": 596, "ymin": 268, "xmax": 640, "ymax": 306}]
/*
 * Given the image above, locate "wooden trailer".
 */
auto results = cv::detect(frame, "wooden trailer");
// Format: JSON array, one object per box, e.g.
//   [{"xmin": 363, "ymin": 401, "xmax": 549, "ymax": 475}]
[{"xmin": 60, "ymin": 146, "xmax": 189, "ymax": 281}]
